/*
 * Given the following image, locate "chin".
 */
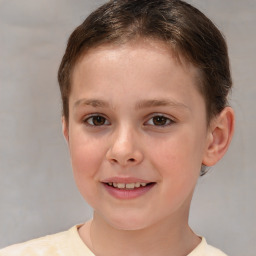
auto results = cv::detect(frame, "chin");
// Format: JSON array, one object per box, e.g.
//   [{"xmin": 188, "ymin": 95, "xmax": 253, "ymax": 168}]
[{"xmin": 102, "ymin": 211, "xmax": 154, "ymax": 231}]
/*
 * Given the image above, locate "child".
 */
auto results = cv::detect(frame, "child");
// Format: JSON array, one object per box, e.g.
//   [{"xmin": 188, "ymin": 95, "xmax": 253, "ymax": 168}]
[{"xmin": 0, "ymin": 0, "xmax": 234, "ymax": 255}]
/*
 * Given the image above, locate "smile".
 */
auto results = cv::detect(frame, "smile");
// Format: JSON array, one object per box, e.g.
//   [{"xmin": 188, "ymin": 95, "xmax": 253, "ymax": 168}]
[
  {"xmin": 102, "ymin": 181, "xmax": 156, "ymax": 199},
  {"xmin": 106, "ymin": 182, "xmax": 149, "ymax": 189}
]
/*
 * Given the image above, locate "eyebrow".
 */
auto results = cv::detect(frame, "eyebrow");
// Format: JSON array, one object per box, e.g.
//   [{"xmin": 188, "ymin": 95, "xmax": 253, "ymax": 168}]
[
  {"xmin": 74, "ymin": 98, "xmax": 110, "ymax": 109},
  {"xmin": 135, "ymin": 99, "xmax": 190, "ymax": 110},
  {"xmin": 73, "ymin": 98, "xmax": 189, "ymax": 111}
]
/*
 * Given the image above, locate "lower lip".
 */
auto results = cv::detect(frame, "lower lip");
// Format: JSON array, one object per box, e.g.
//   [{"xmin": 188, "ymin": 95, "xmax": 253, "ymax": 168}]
[{"xmin": 102, "ymin": 183, "xmax": 155, "ymax": 199}]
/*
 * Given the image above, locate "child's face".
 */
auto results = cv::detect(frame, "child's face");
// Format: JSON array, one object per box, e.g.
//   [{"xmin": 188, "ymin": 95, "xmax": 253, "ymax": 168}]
[{"xmin": 63, "ymin": 40, "xmax": 212, "ymax": 230}]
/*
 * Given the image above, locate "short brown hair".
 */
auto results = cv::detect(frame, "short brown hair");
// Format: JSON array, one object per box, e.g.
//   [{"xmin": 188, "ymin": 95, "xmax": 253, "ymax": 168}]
[{"xmin": 58, "ymin": 0, "xmax": 231, "ymax": 123}]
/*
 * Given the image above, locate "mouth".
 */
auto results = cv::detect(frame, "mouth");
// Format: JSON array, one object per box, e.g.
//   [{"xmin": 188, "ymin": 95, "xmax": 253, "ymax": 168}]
[
  {"xmin": 104, "ymin": 182, "xmax": 155, "ymax": 190},
  {"xmin": 102, "ymin": 181, "xmax": 156, "ymax": 199}
]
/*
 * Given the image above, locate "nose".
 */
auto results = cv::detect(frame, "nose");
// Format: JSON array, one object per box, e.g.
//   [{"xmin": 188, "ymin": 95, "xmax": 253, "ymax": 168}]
[{"xmin": 106, "ymin": 125, "xmax": 143, "ymax": 167}]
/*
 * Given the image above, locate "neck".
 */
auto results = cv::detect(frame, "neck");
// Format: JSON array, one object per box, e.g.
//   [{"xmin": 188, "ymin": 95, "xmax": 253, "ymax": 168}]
[{"xmin": 79, "ymin": 211, "xmax": 200, "ymax": 256}]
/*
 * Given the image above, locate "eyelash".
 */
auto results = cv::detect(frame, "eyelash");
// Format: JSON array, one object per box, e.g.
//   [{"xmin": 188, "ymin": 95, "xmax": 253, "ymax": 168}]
[
  {"xmin": 83, "ymin": 114, "xmax": 110, "ymax": 127},
  {"xmin": 145, "ymin": 114, "xmax": 174, "ymax": 127},
  {"xmin": 83, "ymin": 114, "xmax": 175, "ymax": 127}
]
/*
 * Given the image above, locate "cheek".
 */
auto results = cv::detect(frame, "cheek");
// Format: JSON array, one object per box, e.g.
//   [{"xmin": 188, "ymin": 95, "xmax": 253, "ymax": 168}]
[
  {"xmin": 71, "ymin": 145, "xmax": 98, "ymax": 176},
  {"xmin": 68, "ymin": 134, "xmax": 106, "ymax": 196},
  {"xmin": 149, "ymin": 130, "xmax": 203, "ymax": 180},
  {"xmin": 69, "ymin": 132, "xmax": 105, "ymax": 173},
  {"xmin": 147, "ymin": 134, "xmax": 202, "ymax": 211}
]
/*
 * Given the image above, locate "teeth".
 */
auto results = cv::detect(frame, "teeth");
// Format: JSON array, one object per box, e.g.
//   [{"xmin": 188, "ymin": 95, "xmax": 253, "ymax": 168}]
[
  {"xmin": 117, "ymin": 183, "xmax": 125, "ymax": 189},
  {"xmin": 125, "ymin": 183, "xmax": 135, "ymax": 189},
  {"xmin": 108, "ymin": 182, "xmax": 149, "ymax": 189},
  {"xmin": 135, "ymin": 182, "xmax": 140, "ymax": 188}
]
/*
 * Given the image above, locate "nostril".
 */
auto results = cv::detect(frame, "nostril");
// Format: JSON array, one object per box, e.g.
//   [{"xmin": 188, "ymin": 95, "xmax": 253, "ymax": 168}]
[
  {"xmin": 109, "ymin": 159, "xmax": 118, "ymax": 163},
  {"xmin": 128, "ymin": 158, "xmax": 135, "ymax": 162}
]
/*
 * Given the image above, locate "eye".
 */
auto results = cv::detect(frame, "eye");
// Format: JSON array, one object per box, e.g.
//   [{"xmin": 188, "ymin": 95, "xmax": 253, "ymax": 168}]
[
  {"xmin": 84, "ymin": 115, "xmax": 110, "ymax": 126},
  {"xmin": 146, "ymin": 115, "xmax": 173, "ymax": 126}
]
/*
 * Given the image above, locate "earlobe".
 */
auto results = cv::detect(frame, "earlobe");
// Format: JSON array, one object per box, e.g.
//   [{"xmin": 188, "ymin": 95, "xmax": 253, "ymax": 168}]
[
  {"xmin": 62, "ymin": 116, "xmax": 69, "ymax": 143},
  {"xmin": 202, "ymin": 107, "xmax": 235, "ymax": 166}
]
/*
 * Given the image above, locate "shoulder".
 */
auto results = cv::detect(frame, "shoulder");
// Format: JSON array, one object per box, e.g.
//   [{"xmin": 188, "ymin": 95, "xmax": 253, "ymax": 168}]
[
  {"xmin": 0, "ymin": 227, "xmax": 75, "ymax": 256},
  {"xmin": 188, "ymin": 237, "xmax": 228, "ymax": 256},
  {"xmin": 204, "ymin": 243, "xmax": 228, "ymax": 256}
]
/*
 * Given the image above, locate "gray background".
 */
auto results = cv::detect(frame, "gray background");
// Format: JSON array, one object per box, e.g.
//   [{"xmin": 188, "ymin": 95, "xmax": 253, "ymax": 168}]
[{"xmin": 0, "ymin": 0, "xmax": 255, "ymax": 255}]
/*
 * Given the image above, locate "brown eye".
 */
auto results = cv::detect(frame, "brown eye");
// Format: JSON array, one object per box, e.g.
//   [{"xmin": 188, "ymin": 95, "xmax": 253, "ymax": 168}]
[
  {"xmin": 93, "ymin": 116, "xmax": 105, "ymax": 125},
  {"xmin": 85, "ymin": 115, "xmax": 110, "ymax": 126},
  {"xmin": 146, "ymin": 115, "xmax": 173, "ymax": 126},
  {"xmin": 152, "ymin": 116, "xmax": 169, "ymax": 126}
]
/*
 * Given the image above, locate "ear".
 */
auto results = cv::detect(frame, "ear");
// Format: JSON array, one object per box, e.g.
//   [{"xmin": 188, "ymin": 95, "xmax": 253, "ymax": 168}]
[
  {"xmin": 62, "ymin": 116, "xmax": 69, "ymax": 143},
  {"xmin": 202, "ymin": 107, "xmax": 235, "ymax": 166}
]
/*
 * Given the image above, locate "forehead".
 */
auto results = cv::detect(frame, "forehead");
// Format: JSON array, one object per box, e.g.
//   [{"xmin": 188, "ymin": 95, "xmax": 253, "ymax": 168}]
[
  {"xmin": 69, "ymin": 39, "xmax": 205, "ymax": 120},
  {"xmin": 72, "ymin": 38, "xmax": 200, "ymax": 87}
]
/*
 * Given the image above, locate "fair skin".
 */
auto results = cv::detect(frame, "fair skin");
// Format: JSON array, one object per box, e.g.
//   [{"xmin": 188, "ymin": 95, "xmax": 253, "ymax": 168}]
[{"xmin": 62, "ymin": 39, "xmax": 234, "ymax": 256}]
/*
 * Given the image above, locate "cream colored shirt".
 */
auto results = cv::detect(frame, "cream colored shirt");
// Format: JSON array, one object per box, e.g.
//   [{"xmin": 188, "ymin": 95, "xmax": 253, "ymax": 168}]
[{"xmin": 0, "ymin": 225, "xmax": 227, "ymax": 256}]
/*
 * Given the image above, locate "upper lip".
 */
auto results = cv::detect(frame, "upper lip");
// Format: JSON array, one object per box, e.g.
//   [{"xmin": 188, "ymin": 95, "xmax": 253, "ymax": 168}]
[{"xmin": 101, "ymin": 177, "xmax": 153, "ymax": 184}]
